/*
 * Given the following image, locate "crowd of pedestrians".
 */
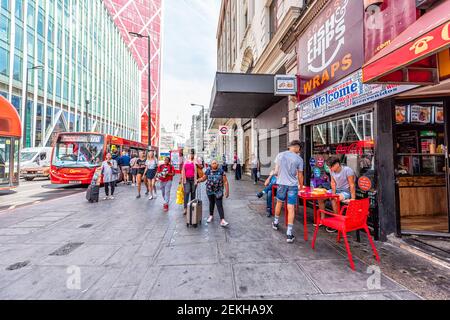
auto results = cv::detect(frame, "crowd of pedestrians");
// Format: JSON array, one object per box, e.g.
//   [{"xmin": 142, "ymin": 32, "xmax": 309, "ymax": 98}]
[{"xmin": 89, "ymin": 140, "xmax": 358, "ymax": 243}]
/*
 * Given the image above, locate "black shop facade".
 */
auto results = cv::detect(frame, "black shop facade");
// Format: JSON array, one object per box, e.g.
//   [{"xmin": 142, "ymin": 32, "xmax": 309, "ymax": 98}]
[{"xmin": 294, "ymin": 0, "xmax": 450, "ymax": 241}]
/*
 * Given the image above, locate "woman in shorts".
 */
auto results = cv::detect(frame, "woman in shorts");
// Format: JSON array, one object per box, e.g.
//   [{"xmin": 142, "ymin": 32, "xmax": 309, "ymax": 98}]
[
  {"xmin": 135, "ymin": 151, "xmax": 147, "ymax": 199},
  {"xmin": 130, "ymin": 153, "xmax": 139, "ymax": 186},
  {"xmin": 144, "ymin": 150, "xmax": 158, "ymax": 200}
]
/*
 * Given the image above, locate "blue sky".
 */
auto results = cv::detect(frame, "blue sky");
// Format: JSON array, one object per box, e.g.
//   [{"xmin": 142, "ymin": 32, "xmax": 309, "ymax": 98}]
[{"xmin": 160, "ymin": 0, "xmax": 221, "ymax": 138}]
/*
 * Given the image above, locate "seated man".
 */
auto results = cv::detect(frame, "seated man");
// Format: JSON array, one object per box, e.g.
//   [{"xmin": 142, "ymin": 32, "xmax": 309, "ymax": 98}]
[
  {"xmin": 256, "ymin": 170, "xmax": 278, "ymax": 217},
  {"xmin": 318, "ymin": 158, "xmax": 356, "ymax": 233}
]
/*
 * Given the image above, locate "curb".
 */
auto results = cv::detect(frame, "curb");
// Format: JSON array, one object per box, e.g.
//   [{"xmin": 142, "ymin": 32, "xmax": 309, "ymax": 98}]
[{"xmin": 387, "ymin": 235, "xmax": 450, "ymax": 271}]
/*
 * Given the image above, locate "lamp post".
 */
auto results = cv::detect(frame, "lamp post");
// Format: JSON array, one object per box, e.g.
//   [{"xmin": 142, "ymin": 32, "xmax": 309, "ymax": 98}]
[
  {"xmin": 190, "ymin": 103, "xmax": 205, "ymax": 152},
  {"xmin": 129, "ymin": 31, "xmax": 152, "ymax": 148},
  {"xmin": 85, "ymin": 100, "xmax": 90, "ymax": 132},
  {"xmin": 23, "ymin": 65, "xmax": 44, "ymax": 147}
]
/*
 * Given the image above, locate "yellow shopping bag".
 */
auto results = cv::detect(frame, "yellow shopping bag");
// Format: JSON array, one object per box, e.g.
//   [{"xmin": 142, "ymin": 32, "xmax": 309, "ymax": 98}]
[{"xmin": 176, "ymin": 184, "xmax": 184, "ymax": 205}]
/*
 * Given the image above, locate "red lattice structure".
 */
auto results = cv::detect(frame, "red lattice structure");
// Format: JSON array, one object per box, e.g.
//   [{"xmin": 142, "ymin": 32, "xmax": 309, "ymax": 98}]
[{"xmin": 104, "ymin": 0, "xmax": 162, "ymax": 147}]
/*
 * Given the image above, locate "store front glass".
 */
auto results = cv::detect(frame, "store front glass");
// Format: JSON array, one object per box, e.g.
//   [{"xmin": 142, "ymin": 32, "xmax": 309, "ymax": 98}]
[
  {"xmin": 310, "ymin": 111, "xmax": 378, "ymax": 233},
  {"xmin": 394, "ymin": 101, "xmax": 449, "ymax": 233}
]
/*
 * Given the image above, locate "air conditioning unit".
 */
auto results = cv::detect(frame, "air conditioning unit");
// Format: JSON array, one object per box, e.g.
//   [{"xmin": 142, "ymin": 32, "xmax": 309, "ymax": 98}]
[{"xmin": 416, "ymin": 0, "xmax": 440, "ymax": 9}]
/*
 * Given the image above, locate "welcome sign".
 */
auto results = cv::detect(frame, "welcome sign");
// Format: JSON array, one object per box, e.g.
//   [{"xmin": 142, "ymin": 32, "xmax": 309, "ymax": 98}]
[
  {"xmin": 297, "ymin": 0, "xmax": 364, "ymax": 99},
  {"xmin": 297, "ymin": 70, "xmax": 417, "ymax": 124}
]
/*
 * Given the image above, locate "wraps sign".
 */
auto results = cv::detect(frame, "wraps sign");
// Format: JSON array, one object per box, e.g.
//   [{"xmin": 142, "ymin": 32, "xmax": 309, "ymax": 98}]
[
  {"xmin": 297, "ymin": 70, "xmax": 416, "ymax": 124},
  {"xmin": 297, "ymin": 0, "xmax": 364, "ymax": 99}
]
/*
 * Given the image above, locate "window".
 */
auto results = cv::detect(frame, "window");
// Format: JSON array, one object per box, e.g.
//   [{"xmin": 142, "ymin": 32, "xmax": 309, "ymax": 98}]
[
  {"xmin": 27, "ymin": 31, "xmax": 34, "ymax": 57},
  {"xmin": 13, "ymin": 55, "xmax": 22, "ymax": 81},
  {"xmin": 15, "ymin": 0, "xmax": 23, "ymax": 20},
  {"xmin": 37, "ymin": 39, "xmax": 44, "ymax": 63},
  {"xmin": 0, "ymin": 47, "xmax": 8, "ymax": 76},
  {"xmin": 0, "ymin": 14, "xmax": 8, "ymax": 43},
  {"xmin": 37, "ymin": 9, "xmax": 44, "ymax": 36},
  {"xmin": 48, "ymin": 20, "xmax": 54, "ymax": 43},
  {"xmin": 1, "ymin": 0, "xmax": 9, "ymax": 11},
  {"xmin": 27, "ymin": 3, "xmax": 35, "ymax": 27},
  {"xmin": 269, "ymin": 0, "xmax": 278, "ymax": 40},
  {"xmin": 38, "ymin": 69, "xmax": 44, "ymax": 90},
  {"xmin": 56, "ymin": 76, "xmax": 61, "ymax": 97},
  {"xmin": 47, "ymin": 73, "xmax": 53, "ymax": 94},
  {"xmin": 15, "ymin": 24, "xmax": 23, "ymax": 51}
]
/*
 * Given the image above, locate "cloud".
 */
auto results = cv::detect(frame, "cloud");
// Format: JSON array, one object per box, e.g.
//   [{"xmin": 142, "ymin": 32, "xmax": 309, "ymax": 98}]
[{"xmin": 160, "ymin": 0, "xmax": 221, "ymax": 138}]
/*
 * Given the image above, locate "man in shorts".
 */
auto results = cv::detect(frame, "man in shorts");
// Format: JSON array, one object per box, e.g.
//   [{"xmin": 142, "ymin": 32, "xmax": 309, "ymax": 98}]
[
  {"xmin": 318, "ymin": 158, "xmax": 356, "ymax": 233},
  {"xmin": 118, "ymin": 151, "xmax": 131, "ymax": 185},
  {"xmin": 272, "ymin": 140, "xmax": 305, "ymax": 243}
]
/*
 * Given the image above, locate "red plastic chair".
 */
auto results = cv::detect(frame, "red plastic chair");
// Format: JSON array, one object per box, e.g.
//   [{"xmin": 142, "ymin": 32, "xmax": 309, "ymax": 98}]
[{"xmin": 311, "ymin": 198, "xmax": 380, "ymax": 271}]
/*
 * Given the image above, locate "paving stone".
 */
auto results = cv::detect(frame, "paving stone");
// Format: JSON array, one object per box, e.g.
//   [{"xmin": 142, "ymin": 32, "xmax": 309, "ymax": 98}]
[
  {"xmin": 155, "ymin": 242, "xmax": 218, "ymax": 266},
  {"xmin": 218, "ymin": 241, "xmax": 284, "ymax": 264},
  {"xmin": 104, "ymin": 286, "xmax": 138, "ymax": 300},
  {"xmin": 133, "ymin": 266, "xmax": 162, "ymax": 300},
  {"xmin": 0, "ymin": 266, "xmax": 34, "ymax": 290},
  {"xmin": 135, "ymin": 239, "xmax": 162, "ymax": 258},
  {"xmin": 79, "ymin": 268, "xmax": 122, "ymax": 300},
  {"xmin": 102, "ymin": 245, "xmax": 141, "ymax": 268},
  {"xmin": 0, "ymin": 228, "xmax": 40, "ymax": 236},
  {"xmin": 233, "ymin": 263, "xmax": 319, "ymax": 298},
  {"xmin": 308, "ymin": 290, "xmax": 422, "ymax": 300},
  {"xmin": 277, "ymin": 238, "xmax": 347, "ymax": 261},
  {"xmin": 24, "ymin": 227, "xmax": 95, "ymax": 244},
  {"xmin": 112, "ymin": 257, "xmax": 153, "ymax": 288},
  {"xmin": 149, "ymin": 264, "xmax": 234, "ymax": 300},
  {"xmin": 0, "ymin": 266, "xmax": 104, "ymax": 300},
  {"xmin": 87, "ymin": 228, "xmax": 149, "ymax": 245},
  {"xmin": 298, "ymin": 259, "xmax": 403, "ymax": 294},
  {"xmin": 9, "ymin": 221, "xmax": 57, "ymax": 228},
  {"xmin": 0, "ymin": 244, "xmax": 56, "ymax": 266},
  {"xmin": 39, "ymin": 244, "xmax": 121, "ymax": 266}
]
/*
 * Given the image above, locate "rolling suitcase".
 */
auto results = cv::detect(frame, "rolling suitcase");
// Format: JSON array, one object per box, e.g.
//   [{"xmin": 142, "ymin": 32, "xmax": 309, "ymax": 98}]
[
  {"xmin": 186, "ymin": 187, "xmax": 202, "ymax": 228},
  {"xmin": 86, "ymin": 185, "xmax": 100, "ymax": 203}
]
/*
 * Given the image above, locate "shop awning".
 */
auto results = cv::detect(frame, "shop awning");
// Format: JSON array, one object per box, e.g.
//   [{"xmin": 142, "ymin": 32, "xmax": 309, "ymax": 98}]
[
  {"xmin": 363, "ymin": 0, "xmax": 450, "ymax": 84},
  {"xmin": 209, "ymin": 72, "xmax": 285, "ymax": 119},
  {"xmin": 0, "ymin": 95, "xmax": 21, "ymax": 138}
]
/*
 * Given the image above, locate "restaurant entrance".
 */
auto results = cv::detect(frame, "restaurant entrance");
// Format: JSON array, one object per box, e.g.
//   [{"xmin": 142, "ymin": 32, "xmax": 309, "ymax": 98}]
[{"xmin": 394, "ymin": 99, "xmax": 450, "ymax": 235}]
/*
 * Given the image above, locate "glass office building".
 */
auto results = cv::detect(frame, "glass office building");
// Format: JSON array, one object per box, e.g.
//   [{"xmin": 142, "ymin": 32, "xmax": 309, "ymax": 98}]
[{"xmin": 0, "ymin": 0, "xmax": 141, "ymax": 148}]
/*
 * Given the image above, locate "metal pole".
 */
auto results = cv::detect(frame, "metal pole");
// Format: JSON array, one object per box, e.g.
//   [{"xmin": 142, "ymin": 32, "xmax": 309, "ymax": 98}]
[
  {"xmin": 23, "ymin": 68, "xmax": 29, "ymax": 147},
  {"xmin": 85, "ymin": 100, "xmax": 90, "ymax": 132},
  {"xmin": 148, "ymin": 35, "xmax": 152, "ymax": 148}
]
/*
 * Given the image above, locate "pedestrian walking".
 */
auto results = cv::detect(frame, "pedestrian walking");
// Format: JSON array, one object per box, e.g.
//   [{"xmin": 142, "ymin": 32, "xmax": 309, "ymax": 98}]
[
  {"xmin": 135, "ymin": 151, "xmax": 147, "ymax": 199},
  {"xmin": 118, "ymin": 150, "xmax": 131, "ymax": 185},
  {"xmin": 144, "ymin": 150, "xmax": 158, "ymax": 200},
  {"xmin": 157, "ymin": 157, "xmax": 176, "ymax": 212},
  {"xmin": 101, "ymin": 152, "xmax": 119, "ymax": 200},
  {"xmin": 198, "ymin": 160, "xmax": 230, "ymax": 227},
  {"xmin": 251, "ymin": 154, "xmax": 260, "ymax": 185},
  {"xmin": 233, "ymin": 153, "xmax": 242, "ymax": 180},
  {"xmin": 272, "ymin": 140, "xmax": 305, "ymax": 243},
  {"xmin": 181, "ymin": 149, "xmax": 198, "ymax": 215},
  {"xmin": 130, "ymin": 153, "xmax": 139, "ymax": 186}
]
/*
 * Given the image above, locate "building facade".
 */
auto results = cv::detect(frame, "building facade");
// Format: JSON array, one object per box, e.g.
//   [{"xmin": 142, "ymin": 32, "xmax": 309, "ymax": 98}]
[
  {"xmin": 0, "ymin": 0, "xmax": 141, "ymax": 148},
  {"xmin": 211, "ymin": 0, "xmax": 306, "ymax": 175},
  {"xmin": 103, "ymin": 0, "xmax": 163, "ymax": 148}
]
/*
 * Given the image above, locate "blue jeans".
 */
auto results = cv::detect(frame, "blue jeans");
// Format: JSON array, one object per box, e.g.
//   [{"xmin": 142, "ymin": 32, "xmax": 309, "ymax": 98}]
[
  {"xmin": 276, "ymin": 185, "xmax": 299, "ymax": 206},
  {"xmin": 328, "ymin": 189, "xmax": 352, "ymax": 200}
]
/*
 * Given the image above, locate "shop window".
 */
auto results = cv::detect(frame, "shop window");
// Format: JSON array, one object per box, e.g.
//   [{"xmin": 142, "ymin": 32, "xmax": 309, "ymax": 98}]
[{"xmin": 311, "ymin": 112, "xmax": 375, "ymax": 190}]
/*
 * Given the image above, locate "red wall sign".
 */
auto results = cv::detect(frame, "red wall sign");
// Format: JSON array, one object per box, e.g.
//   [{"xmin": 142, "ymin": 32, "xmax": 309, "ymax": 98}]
[
  {"xmin": 358, "ymin": 176, "xmax": 373, "ymax": 192},
  {"xmin": 297, "ymin": 0, "xmax": 364, "ymax": 99}
]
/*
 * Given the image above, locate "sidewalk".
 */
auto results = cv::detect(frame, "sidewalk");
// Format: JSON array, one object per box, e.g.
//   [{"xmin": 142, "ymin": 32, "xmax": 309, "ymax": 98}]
[{"xmin": 0, "ymin": 174, "xmax": 446, "ymax": 299}]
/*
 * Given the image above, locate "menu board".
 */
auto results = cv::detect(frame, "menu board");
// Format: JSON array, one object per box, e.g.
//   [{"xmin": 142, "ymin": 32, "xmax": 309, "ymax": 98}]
[
  {"xmin": 435, "ymin": 107, "xmax": 444, "ymax": 124},
  {"xmin": 397, "ymin": 131, "xmax": 418, "ymax": 153},
  {"xmin": 395, "ymin": 106, "xmax": 407, "ymax": 124},
  {"xmin": 410, "ymin": 105, "xmax": 432, "ymax": 124}
]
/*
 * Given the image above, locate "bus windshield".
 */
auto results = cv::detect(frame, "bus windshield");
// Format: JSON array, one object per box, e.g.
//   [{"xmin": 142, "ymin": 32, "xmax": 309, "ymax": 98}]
[{"xmin": 52, "ymin": 134, "xmax": 104, "ymax": 168}]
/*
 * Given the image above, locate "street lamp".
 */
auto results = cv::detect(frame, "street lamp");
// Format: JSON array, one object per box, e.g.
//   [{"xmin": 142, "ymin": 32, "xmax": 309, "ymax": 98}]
[
  {"xmin": 129, "ymin": 31, "xmax": 152, "ymax": 148},
  {"xmin": 190, "ymin": 103, "xmax": 205, "ymax": 152},
  {"xmin": 85, "ymin": 100, "xmax": 90, "ymax": 132},
  {"xmin": 23, "ymin": 65, "xmax": 44, "ymax": 147}
]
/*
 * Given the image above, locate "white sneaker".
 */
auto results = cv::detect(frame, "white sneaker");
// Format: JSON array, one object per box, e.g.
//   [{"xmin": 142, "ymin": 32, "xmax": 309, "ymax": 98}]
[
  {"xmin": 109, "ymin": 196, "xmax": 115, "ymax": 200},
  {"xmin": 149, "ymin": 196, "xmax": 154, "ymax": 200},
  {"xmin": 104, "ymin": 196, "xmax": 109, "ymax": 200},
  {"xmin": 220, "ymin": 220, "xmax": 229, "ymax": 227},
  {"xmin": 207, "ymin": 216, "xmax": 213, "ymax": 223}
]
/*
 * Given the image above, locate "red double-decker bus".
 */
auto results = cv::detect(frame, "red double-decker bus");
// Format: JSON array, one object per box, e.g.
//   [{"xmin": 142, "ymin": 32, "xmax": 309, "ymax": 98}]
[
  {"xmin": 50, "ymin": 132, "xmax": 148, "ymax": 185},
  {"xmin": 0, "ymin": 96, "xmax": 21, "ymax": 191}
]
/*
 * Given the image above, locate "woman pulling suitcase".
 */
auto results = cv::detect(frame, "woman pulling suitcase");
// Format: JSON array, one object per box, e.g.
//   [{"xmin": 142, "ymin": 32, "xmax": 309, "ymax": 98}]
[{"xmin": 198, "ymin": 159, "xmax": 230, "ymax": 227}]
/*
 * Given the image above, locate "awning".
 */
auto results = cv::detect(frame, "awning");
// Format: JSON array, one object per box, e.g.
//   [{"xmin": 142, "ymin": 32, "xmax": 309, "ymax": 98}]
[
  {"xmin": 363, "ymin": 0, "xmax": 450, "ymax": 84},
  {"xmin": 0, "ymin": 95, "xmax": 21, "ymax": 138},
  {"xmin": 209, "ymin": 72, "xmax": 285, "ymax": 119}
]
